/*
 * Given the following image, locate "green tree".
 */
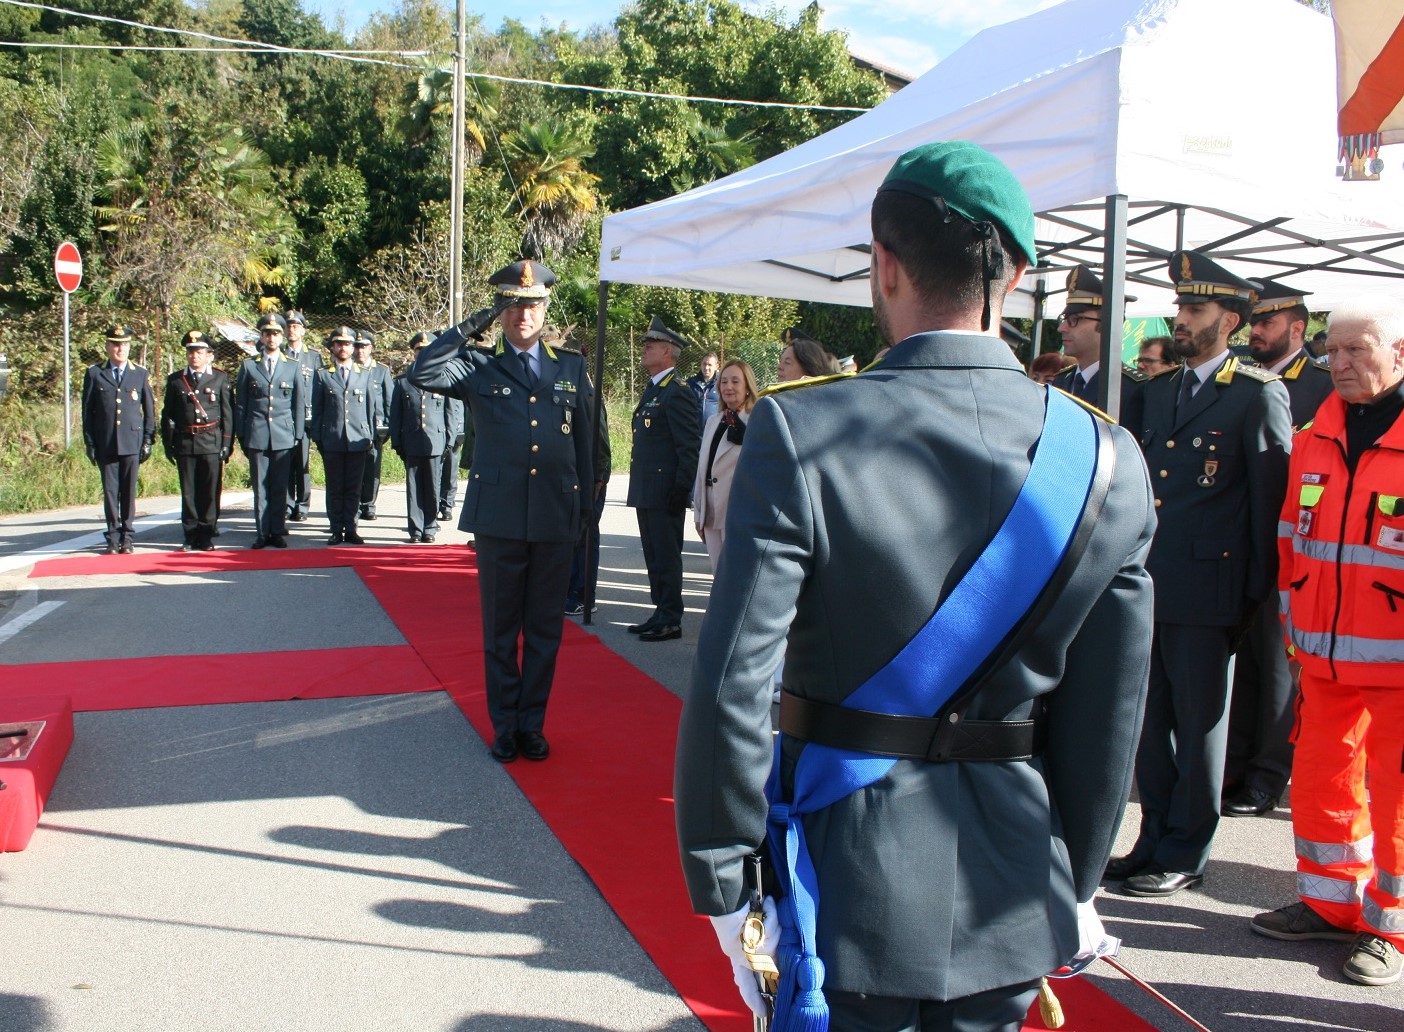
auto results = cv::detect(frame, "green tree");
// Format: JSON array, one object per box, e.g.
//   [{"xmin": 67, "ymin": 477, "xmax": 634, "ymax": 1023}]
[{"xmin": 503, "ymin": 116, "xmax": 601, "ymax": 257}]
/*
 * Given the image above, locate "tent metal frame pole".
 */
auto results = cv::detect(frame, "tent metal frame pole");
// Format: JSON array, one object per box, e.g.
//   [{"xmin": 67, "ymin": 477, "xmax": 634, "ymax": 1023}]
[
  {"xmin": 1099, "ymin": 194, "xmax": 1128, "ymax": 421},
  {"xmin": 583, "ymin": 279, "xmax": 609, "ymax": 626},
  {"xmin": 1030, "ymin": 278, "xmax": 1046, "ymax": 359}
]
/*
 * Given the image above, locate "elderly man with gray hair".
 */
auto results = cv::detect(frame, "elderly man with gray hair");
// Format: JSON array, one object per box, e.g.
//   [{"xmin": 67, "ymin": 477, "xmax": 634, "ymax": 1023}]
[{"xmin": 1252, "ymin": 296, "xmax": 1404, "ymax": 987}]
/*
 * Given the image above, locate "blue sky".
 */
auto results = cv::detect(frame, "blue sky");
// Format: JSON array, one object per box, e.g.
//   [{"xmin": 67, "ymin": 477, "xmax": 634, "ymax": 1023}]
[{"xmin": 307, "ymin": 0, "xmax": 1062, "ymax": 79}]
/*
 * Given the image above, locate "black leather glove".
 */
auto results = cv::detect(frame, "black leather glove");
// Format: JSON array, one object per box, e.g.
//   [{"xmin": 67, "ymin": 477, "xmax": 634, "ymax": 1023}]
[
  {"xmin": 667, "ymin": 486, "xmax": 690, "ymax": 515},
  {"xmin": 453, "ymin": 433, "xmax": 465, "ymax": 449},
  {"xmin": 375, "ymin": 427, "xmax": 390, "ymax": 445},
  {"xmin": 166, "ymin": 448, "xmax": 177, "ymax": 465},
  {"xmin": 139, "ymin": 442, "xmax": 152, "ymax": 463},
  {"xmin": 220, "ymin": 449, "xmax": 231, "ymax": 464},
  {"xmin": 456, "ymin": 297, "xmax": 513, "ymax": 342},
  {"xmin": 85, "ymin": 443, "xmax": 96, "ymax": 464}
]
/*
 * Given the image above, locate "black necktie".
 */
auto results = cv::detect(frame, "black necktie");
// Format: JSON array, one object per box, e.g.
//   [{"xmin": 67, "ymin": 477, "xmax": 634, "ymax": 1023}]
[
  {"xmin": 1177, "ymin": 371, "xmax": 1196, "ymax": 416},
  {"xmin": 114, "ymin": 366, "xmax": 124, "ymax": 387},
  {"xmin": 518, "ymin": 351, "xmax": 535, "ymax": 386}
]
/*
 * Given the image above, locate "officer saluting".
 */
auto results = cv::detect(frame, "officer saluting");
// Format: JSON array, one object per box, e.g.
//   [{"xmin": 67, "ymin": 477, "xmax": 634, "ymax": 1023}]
[
  {"xmin": 82, "ymin": 325, "xmax": 156, "ymax": 554},
  {"xmin": 1108, "ymin": 251, "xmax": 1292, "ymax": 896},
  {"xmin": 161, "ymin": 330, "xmax": 233, "ymax": 551},
  {"xmin": 408, "ymin": 260, "xmax": 594, "ymax": 764}
]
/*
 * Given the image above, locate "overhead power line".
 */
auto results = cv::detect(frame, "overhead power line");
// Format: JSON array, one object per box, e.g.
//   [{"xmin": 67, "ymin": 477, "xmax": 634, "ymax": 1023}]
[{"xmin": 0, "ymin": 0, "xmax": 875, "ymax": 113}]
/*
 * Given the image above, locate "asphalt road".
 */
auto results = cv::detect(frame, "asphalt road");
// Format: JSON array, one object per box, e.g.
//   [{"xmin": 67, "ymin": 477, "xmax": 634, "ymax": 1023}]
[{"xmin": 0, "ymin": 478, "xmax": 1400, "ymax": 1031}]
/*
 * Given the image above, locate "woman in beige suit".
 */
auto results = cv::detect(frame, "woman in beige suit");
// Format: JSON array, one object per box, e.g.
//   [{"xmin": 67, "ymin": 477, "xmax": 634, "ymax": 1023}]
[{"xmin": 693, "ymin": 359, "xmax": 759, "ymax": 571}]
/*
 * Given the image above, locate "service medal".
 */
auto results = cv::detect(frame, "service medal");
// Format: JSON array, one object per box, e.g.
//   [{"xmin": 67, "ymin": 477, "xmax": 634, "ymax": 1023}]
[
  {"xmin": 644, "ymin": 417, "xmax": 652, "ymax": 428},
  {"xmin": 130, "ymin": 389, "xmax": 139, "ymax": 400},
  {"xmin": 1198, "ymin": 459, "xmax": 1219, "ymax": 487},
  {"xmin": 562, "ymin": 423, "xmax": 571, "ymax": 434}
]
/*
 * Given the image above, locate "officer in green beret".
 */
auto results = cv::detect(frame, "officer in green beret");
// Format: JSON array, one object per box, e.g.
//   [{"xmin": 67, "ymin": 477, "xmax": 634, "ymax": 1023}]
[{"xmin": 675, "ymin": 142, "xmax": 1157, "ymax": 1030}]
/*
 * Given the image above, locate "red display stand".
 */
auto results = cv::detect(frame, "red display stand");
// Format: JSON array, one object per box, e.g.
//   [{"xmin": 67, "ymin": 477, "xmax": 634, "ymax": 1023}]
[{"xmin": 0, "ymin": 695, "xmax": 74, "ymax": 852}]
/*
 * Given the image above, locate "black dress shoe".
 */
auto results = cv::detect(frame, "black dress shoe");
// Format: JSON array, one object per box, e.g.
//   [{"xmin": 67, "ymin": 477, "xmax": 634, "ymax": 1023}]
[
  {"xmin": 288, "ymin": 510, "xmax": 307, "ymax": 522},
  {"xmin": 344, "ymin": 531, "xmax": 366, "ymax": 545},
  {"xmin": 104, "ymin": 542, "xmax": 119, "ymax": 555},
  {"xmin": 251, "ymin": 537, "xmax": 269, "ymax": 549},
  {"xmin": 119, "ymin": 538, "xmax": 134, "ymax": 554},
  {"xmin": 360, "ymin": 507, "xmax": 377, "ymax": 521},
  {"xmin": 197, "ymin": 541, "xmax": 215, "ymax": 552},
  {"xmin": 438, "ymin": 508, "xmax": 452, "ymax": 521},
  {"xmin": 270, "ymin": 535, "xmax": 288, "ymax": 548},
  {"xmin": 639, "ymin": 623, "xmax": 681, "ymax": 642},
  {"xmin": 421, "ymin": 531, "xmax": 436, "ymax": 543},
  {"xmin": 180, "ymin": 542, "xmax": 194, "ymax": 552},
  {"xmin": 627, "ymin": 619, "xmax": 661, "ymax": 634},
  {"xmin": 1103, "ymin": 855, "xmax": 1149, "ymax": 882},
  {"xmin": 490, "ymin": 734, "xmax": 518, "ymax": 763},
  {"xmin": 1222, "ymin": 787, "xmax": 1280, "ymax": 818},
  {"xmin": 517, "ymin": 731, "xmax": 550, "ymax": 761},
  {"xmin": 1123, "ymin": 868, "xmax": 1203, "ymax": 897},
  {"xmin": 329, "ymin": 532, "xmax": 345, "ymax": 545},
  {"xmin": 408, "ymin": 532, "xmax": 421, "ymax": 543}
]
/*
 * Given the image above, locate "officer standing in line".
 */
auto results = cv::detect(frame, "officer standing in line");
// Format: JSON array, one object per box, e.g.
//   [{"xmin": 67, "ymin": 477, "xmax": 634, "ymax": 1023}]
[
  {"xmin": 1052, "ymin": 264, "xmax": 1148, "ymax": 425},
  {"xmin": 627, "ymin": 317, "xmax": 701, "ymax": 642},
  {"xmin": 408, "ymin": 260, "xmax": 594, "ymax": 764},
  {"xmin": 1223, "ymin": 278, "xmax": 1335, "ymax": 819},
  {"xmin": 391, "ymin": 331, "xmax": 453, "ymax": 543},
  {"xmin": 1106, "ymin": 251, "xmax": 1293, "ymax": 896},
  {"xmin": 354, "ymin": 331, "xmax": 393, "ymax": 521},
  {"xmin": 311, "ymin": 326, "xmax": 377, "ymax": 545},
  {"xmin": 438, "ymin": 396, "xmax": 465, "ymax": 523},
  {"xmin": 283, "ymin": 309, "xmax": 321, "ymax": 523},
  {"xmin": 161, "ymin": 330, "xmax": 232, "ymax": 551},
  {"xmin": 81, "ymin": 325, "xmax": 155, "ymax": 554},
  {"xmin": 234, "ymin": 312, "xmax": 304, "ymax": 549}
]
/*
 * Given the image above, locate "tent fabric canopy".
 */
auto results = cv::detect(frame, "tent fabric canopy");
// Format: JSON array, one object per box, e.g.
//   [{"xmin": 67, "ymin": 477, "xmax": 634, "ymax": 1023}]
[{"xmin": 599, "ymin": 0, "xmax": 1404, "ymax": 318}]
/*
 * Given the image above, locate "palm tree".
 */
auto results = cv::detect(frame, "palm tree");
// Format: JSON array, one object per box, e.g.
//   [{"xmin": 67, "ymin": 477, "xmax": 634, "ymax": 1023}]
[
  {"xmin": 503, "ymin": 117, "xmax": 601, "ymax": 257},
  {"xmin": 399, "ymin": 58, "xmax": 500, "ymax": 164}
]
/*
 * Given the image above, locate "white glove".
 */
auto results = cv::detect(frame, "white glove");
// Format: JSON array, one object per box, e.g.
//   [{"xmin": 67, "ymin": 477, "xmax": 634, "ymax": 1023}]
[
  {"xmin": 1072, "ymin": 898, "xmax": 1120, "ymax": 966},
  {"xmin": 709, "ymin": 897, "xmax": 780, "ymax": 1018}
]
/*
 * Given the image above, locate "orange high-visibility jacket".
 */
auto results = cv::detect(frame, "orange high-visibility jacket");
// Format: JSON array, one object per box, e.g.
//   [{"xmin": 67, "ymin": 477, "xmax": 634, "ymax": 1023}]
[{"xmin": 1279, "ymin": 392, "xmax": 1404, "ymax": 687}]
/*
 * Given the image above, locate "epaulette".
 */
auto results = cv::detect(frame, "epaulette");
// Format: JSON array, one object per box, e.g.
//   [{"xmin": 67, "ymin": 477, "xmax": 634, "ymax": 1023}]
[
  {"xmin": 1147, "ymin": 364, "xmax": 1179, "ymax": 379},
  {"xmin": 1123, "ymin": 364, "xmax": 1149, "ymax": 382},
  {"xmin": 756, "ymin": 371, "xmax": 855, "ymax": 399},
  {"xmin": 543, "ymin": 342, "xmax": 559, "ymax": 361},
  {"xmin": 1216, "ymin": 355, "xmax": 1278, "ymax": 385},
  {"xmin": 1050, "ymin": 385, "xmax": 1115, "ymax": 423}
]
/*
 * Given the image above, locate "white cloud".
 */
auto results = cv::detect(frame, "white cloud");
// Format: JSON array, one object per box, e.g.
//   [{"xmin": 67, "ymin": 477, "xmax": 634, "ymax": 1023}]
[
  {"xmin": 843, "ymin": 31, "xmax": 941, "ymax": 78},
  {"xmin": 826, "ymin": 0, "xmax": 1063, "ymax": 34}
]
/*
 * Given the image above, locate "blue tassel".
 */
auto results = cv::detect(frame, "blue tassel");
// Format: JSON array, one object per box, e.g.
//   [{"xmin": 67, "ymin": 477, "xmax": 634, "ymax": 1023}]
[{"xmin": 772, "ymin": 949, "xmax": 827, "ymax": 1032}]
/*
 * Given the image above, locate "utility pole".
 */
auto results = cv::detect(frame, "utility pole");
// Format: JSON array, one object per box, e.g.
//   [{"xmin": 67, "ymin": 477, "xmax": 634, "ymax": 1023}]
[{"xmin": 449, "ymin": 0, "xmax": 467, "ymax": 323}]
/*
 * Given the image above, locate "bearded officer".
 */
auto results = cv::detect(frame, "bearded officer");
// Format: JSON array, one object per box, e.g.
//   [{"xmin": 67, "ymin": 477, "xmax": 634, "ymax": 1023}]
[
  {"xmin": 81, "ymin": 325, "xmax": 156, "ymax": 554},
  {"xmin": 161, "ymin": 330, "xmax": 232, "ymax": 551},
  {"xmin": 675, "ymin": 142, "xmax": 1156, "ymax": 1031},
  {"xmin": 283, "ymin": 309, "xmax": 321, "ymax": 522},
  {"xmin": 1107, "ymin": 251, "xmax": 1293, "ymax": 896},
  {"xmin": 407, "ymin": 260, "xmax": 594, "ymax": 763}
]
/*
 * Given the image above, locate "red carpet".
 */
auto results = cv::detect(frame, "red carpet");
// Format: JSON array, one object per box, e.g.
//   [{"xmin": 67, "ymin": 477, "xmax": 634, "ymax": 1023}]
[{"xmin": 13, "ymin": 544, "xmax": 1155, "ymax": 1032}]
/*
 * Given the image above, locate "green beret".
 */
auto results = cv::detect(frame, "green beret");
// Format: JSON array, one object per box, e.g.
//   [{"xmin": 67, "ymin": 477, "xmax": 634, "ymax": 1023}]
[{"xmin": 878, "ymin": 142, "xmax": 1036, "ymax": 265}]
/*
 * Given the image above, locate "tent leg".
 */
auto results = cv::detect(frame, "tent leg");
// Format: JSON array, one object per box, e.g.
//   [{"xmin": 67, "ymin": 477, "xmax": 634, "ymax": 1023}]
[
  {"xmin": 1100, "ymin": 194, "xmax": 1128, "ymax": 421},
  {"xmin": 584, "ymin": 281, "xmax": 609, "ymax": 627}
]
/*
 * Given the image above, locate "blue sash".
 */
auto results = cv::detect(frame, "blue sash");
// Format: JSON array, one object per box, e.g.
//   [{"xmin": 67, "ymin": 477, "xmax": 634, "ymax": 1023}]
[{"xmin": 762, "ymin": 389, "xmax": 1102, "ymax": 1031}]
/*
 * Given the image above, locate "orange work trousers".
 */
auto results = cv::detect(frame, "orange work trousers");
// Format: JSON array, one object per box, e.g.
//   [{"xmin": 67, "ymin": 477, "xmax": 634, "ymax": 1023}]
[{"xmin": 1292, "ymin": 668, "xmax": 1404, "ymax": 949}]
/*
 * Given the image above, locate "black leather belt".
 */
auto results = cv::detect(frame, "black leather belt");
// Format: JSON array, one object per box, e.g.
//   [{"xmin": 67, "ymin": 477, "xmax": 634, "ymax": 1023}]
[{"xmin": 778, "ymin": 691, "xmax": 1046, "ymax": 762}]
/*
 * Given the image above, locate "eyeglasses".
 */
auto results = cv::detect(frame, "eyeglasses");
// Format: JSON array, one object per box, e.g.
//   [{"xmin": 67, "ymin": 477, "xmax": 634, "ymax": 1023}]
[{"xmin": 1058, "ymin": 314, "xmax": 1100, "ymax": 329}]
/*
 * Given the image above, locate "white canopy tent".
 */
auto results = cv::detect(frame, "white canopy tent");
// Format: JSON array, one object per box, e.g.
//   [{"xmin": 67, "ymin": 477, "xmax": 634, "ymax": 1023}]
[{"xmin": 597, "ymin": 0, "xmax": 1404, "ymax": 324}]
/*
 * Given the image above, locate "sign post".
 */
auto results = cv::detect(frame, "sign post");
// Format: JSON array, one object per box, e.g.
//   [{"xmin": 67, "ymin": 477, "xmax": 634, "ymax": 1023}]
[{"xmin": 54, "ymin": 242, "xmax": 82, "ymax": 447}]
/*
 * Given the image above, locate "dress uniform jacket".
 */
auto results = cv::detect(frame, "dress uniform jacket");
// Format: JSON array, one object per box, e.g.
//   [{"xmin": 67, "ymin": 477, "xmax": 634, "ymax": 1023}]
[
  {"xmin": 1133, "ymin": 357, "xmax": 1292, "ymax": 625},
  {"xmin": 161, "ymin": 367, "xmax": 233, "ymax": 459},
  {"xmin": 627, "ymin": 370, "xmax": 701, "ymax": 509},
  {"xmin": 310, "ymin": 366, "xmax": 377, "ymax": 452},
  {"xmin": 390, "ymin": 376, "xmax": 453, "ymax": 457},
  {"xmin": 1276, "ymin": 351, "xmax": 1334, "ymax": 429},
  {"xmin": 234, "ymin": 356, "xmax": 305, "ymax": 452},
  {"xmin": 675, "ymin": 333, "xmax": 1157, "ymax": 1002},
  {"xmin": 1053, "ymin": 363, "xmax": 1147, "ymax": 427},
  {"xmin": 407, "ymin": 329, "xmax": 594, "ymax": 541},
  {"xmin": 286, "ymin": 347, "xmax": 322, "ymax": 426},
  {"xmin": 82, "ymin": 362, "xmax": 155, "ymax": 458}
]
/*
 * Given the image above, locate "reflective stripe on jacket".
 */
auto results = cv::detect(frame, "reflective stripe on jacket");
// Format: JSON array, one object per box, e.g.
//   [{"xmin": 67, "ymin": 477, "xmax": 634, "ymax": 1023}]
[{"xmin": 1278, "ymin": 391, "xmax": 1404, "ymax": 686}]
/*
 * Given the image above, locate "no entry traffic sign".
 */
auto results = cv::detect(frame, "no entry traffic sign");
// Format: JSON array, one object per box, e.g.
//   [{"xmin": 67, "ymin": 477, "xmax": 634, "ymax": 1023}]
[{"xmin": 54, "ymin": 241, "xmax": 82, "ymax": 293}]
